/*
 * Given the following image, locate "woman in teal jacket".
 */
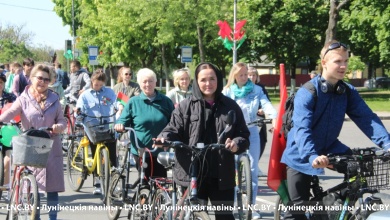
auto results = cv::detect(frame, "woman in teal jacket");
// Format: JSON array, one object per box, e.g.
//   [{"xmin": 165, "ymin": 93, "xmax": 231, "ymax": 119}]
[{"xmin": 115, "ymin": 68, "xmax": 174, "ymax": 180}]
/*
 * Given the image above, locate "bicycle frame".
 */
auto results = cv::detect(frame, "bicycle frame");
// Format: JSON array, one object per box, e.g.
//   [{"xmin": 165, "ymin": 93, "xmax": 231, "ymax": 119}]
[
  {"xmin": 70, "ymin": 135, "xmax": 110, "ymax": 175},
  {"xmin": 9, "ymin": 166, "xmax": 33, "ymax": 207}
]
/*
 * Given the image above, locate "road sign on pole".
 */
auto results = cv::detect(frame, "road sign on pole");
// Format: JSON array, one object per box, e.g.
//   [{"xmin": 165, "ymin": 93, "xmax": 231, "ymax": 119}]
[
  {"xmin": 88, "ymin": 46, "xmax": 99, "ymax": 65},
  {"xmin": 181, "ymin": 46, "xmax": 192, "ymax": 63}
]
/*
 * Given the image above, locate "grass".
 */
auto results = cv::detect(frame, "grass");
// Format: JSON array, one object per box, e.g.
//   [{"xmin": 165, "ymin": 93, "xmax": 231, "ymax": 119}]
[{"xmin": 267, "ymin": 87, "xmax": 390, "ymax": 112}]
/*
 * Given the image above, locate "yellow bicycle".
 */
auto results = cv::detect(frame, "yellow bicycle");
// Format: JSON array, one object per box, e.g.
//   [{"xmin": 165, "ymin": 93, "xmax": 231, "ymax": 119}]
[{"xmin": 66, "ymin": 111, "xmax": 116, "ymax": 202}]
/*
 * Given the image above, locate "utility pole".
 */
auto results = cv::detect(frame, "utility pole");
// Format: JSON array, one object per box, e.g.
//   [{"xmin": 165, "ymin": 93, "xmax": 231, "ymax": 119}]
[
  {"xmin": 233, "ymin": 0, "xmax": 237, "ymax": 65},
  {"xmin": 72, "ymin": 0, "xmax": 75, "ymax": 60}
]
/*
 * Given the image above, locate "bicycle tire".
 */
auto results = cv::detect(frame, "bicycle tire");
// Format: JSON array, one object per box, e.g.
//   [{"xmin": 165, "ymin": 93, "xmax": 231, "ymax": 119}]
[
  {"xmin": 151, "ymin": 189, "xmax": 171, "ymax": 219},
  {"xmin": 237, "ymin": 154, "xmax": 252, "ymax": 220},
  {"xmin": 100, "ymin": 147, "xmax": 110, "ymax": 203},
  {"xmin": 66, "ymin": 140, "xmax": 85, "ymax": 191},
  {"xmin": 106, "ymin": 172, "xmax": 123, "ymax": 220},
  {"xmin": 193, "ymin": 211, "xmax": 211, "ymax": 220},
  {"xmin": 7, "ymin": 179, "xmax": 17, "ymax": 220},
  {"xmin": 130, "ymin": 188, "xmax": 150, "ymax": 220},
  {"xmin": 0, "ymin": 150, "xmax": 4, "ymax": 199},
  {"xmin": 274, "ymin": 195, "xmax": 284, "ymax": 220},
  {"xmin": 62, "ymin": 110, "xmax": 74, "ymax": 153},
  {"xmin": 14, "ymin": 173, "xmax": 39, "ymax": 219}
]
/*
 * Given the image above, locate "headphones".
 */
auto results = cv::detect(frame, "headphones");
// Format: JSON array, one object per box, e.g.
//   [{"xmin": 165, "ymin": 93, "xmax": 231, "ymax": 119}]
[{"xmin": 320, "ymin": 77, "xmax": 346, "ymax": 95}]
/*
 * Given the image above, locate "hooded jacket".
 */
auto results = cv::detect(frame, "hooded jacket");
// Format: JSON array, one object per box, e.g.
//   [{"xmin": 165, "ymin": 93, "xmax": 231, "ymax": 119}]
[{"xmin": 159, "ymin": 62, "xmax": 250, "ymax": 189}]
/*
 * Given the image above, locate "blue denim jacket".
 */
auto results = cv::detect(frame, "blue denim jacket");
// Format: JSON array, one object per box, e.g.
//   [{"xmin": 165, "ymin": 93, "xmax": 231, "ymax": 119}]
[
  {"xmin": 281, "ymin": 76, "xmax": 390, "ymax": 175},
  {"xmin": 223, "ymin": 84, "xmax": 277, "ymax": 124}
]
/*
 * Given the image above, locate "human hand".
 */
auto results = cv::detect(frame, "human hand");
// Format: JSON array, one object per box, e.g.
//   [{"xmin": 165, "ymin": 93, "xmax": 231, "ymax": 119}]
[
  {"xmin": 78, "ymin": 89, "xmax": 85, "ymax": 96},
  {"xmin": 152, "ymin": 137, "xmax": 165, "ymax": 148},
  {"xmin": 225, "ymin": 138, "xmax": 238, "ymax": 153},
  {"xmin": 52, "ymin": 124, "xmax": 62, "ymax": 133},
  {"xmin": 257, "ymin": 109, "xmax": 265, "ymax": 116},
  {"xmin": 312, "ymin": 155, "xmax": 329, "ymax": 168},
  {"xmin": 114, "ymin": 124, "xmax": 124, "ymax": 132}
]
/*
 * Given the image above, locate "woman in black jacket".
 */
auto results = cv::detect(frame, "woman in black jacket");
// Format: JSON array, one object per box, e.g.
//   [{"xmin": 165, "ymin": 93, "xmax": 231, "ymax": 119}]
[{"xmin": 155, "ymin": 62, "xmax": 250, "ymax": 220}]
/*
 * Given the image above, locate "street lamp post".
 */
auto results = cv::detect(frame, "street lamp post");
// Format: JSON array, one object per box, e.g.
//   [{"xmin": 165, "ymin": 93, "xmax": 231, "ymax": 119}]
[
  {"xmin": 233, "ymin": 0, "xmax": 237, "ymax": 65},
  {"xmin": 72, "ymin": 0, "xmax": 75, "ymax": 60}
]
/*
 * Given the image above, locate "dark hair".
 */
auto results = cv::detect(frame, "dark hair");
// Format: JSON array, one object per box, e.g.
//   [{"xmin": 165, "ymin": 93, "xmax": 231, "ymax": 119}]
[
  {"xmin": 70, "ymin": 60, "xmax": 81, "ymax": 68},
  {"xmin": 23, "ymin": 58, "xmax": 34, "ymax": 66},
  {"xmin": 91, "ymin": 69, "xmax": 106, "ymax": 82},
  {"xmin": 192, "ymin": 62, "xmax": 223, "ymax": 99}
]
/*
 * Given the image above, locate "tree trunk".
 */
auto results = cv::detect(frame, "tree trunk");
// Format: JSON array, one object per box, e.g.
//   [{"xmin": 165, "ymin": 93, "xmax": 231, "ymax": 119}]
[
  {"xmin": 325, "ymin": 0, "xmax": 350, "ymax": 43},
  {"xmin": 161, "ymin": 44, "xmax": 170, "ymax": 92},
  {"xmin": 197, "ymin": 24, "xmax": 205, "ymax": 62}
]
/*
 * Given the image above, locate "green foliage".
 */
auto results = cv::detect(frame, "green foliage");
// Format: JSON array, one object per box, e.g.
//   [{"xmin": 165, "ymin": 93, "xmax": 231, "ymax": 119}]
[{"xmin": 347, "ymin": 56, "xmax": 366, "ymax": 74}]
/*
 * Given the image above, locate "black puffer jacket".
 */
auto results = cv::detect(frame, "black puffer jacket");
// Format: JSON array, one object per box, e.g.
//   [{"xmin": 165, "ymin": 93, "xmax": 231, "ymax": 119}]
[{"xmin": 158, "ymin": 62, "xmax": 250, "ymax": 190}]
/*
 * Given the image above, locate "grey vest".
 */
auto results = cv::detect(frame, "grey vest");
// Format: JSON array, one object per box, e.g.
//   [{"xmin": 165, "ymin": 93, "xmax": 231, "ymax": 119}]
[{"xmin": 69, "ymin": 71, "xmax": 87, "ymax": 98}]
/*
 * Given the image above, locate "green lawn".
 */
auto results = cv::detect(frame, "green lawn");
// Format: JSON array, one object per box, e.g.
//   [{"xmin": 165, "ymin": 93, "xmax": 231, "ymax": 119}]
[{"xmin": 268, "ymin": 88, "xmax": 390, "ymax": 112}]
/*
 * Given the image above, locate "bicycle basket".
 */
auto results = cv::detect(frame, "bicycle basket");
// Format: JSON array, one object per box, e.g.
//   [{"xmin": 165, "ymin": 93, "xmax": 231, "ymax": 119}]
[
  {"xmin": 347, "ymin": 158, "xmax": 390, "ymax": 190},
  {"xmin": 84, "ymin": 119, "xmax": 115, "ymax": 144},
  {"xmin": 12, "ymin": 130, "xmax": 53, "ymax": 168}
]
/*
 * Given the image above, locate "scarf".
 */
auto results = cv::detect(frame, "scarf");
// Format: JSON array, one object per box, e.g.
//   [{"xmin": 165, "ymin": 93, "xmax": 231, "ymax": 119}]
[
  {"xmin": 29, "ymin": 86, "xmax": 48, "ymax": 109},
  {"xmin": 232, "ymin": 80, "xmax": 254, "ymax": 99}
]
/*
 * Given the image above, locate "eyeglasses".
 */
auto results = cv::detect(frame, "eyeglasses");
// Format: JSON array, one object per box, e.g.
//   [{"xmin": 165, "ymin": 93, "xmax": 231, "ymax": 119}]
[
  {"xmin": 323, "ymin": 42, "xmax": 348, "ymax": 59},
  {"xmin": 124, "ymin": 73, "xmax": 132, "ymax": 76},
  {"xmin": 35, "ymin": 76, "xmax": 51, "ymax": 83}
]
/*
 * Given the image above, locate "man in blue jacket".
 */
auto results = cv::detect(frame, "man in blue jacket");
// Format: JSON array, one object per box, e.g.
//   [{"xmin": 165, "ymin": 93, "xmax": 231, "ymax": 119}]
[{"xmin": 281, "ymin": 40, "xmax": 390, "ymax": 220}]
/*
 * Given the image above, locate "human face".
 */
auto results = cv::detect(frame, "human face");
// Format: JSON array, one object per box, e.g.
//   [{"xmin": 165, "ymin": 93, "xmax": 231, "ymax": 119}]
[
  {"xmin": 234, "ymin": 66, "xmax": 248, "ymax": 88},
  {"xmin": 70, "ymin": 63, "xmax": 79, "ymax": 73},
  {"xmin": 23, "ymin": 63, "xmax": 34, "ymax": 75},
  {"xmin": 140, "ymin": 76, "xmax": 156, "ymax": 96},
  {"xmin": 197, "ymin": 68, "xmax": 217, "ymax": 100},
  {"xmin": 321, "ymin": 50, "xmax": 349, "ymax": 84},
  {"xmin": 32, "ymin": 71, "xmax": 50, "ymax": 93},
  {"xmin": 248, "ymin": 71, "xmax": 258, "ymax": 84},
  {"xmin": 122, "ymin": 68, "xmax": 132, "ymax": 82},
  {"xmin": 178, "ymin": 72, "xmax": 190, "ymax": 91},
  {"xmin": 92, "ymin": 79, "xmax": 105, "ymax": 91}
]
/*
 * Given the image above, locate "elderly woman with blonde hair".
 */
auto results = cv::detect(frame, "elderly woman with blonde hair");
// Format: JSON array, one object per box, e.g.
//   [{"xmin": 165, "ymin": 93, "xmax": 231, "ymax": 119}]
[
  {"xmin": 115, "ymin": 68, "xmax": 174, "ymax": 182},
  {"xmin": 166, "ymin": 68, "xmax": 192, "ymax": 107}
]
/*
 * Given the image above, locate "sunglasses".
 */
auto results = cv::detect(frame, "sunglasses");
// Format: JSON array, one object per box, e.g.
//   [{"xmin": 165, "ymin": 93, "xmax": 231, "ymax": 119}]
[
  {"xmin": 124, "ymin": 73, "xmax": 132, "ymax": 76},
  {"xmin": 323, "ymin": 42, "xmax": 348, "ymax": 59},
  {"xmin": 35, "ymin": 76, "xmax": 51, "ymax": 83}
]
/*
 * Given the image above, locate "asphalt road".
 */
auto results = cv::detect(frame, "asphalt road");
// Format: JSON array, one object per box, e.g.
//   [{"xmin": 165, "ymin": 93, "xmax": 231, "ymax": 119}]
[{"xmin": 1, "ymin": 120, "xmax": 390, "ymax": 220}]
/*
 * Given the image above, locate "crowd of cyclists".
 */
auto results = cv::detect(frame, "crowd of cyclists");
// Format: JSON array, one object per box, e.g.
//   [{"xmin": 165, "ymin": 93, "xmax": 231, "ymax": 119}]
[{"xmin": 0, "ymin": 40, "xmax": 390, "ymax": 220}]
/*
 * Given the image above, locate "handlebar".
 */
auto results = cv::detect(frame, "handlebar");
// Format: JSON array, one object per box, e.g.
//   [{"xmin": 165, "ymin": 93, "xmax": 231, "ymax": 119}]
[
  {"xmin": 153, "ymin": 140, "xmax": 226, "ymax": 151},
  {"xmin": 76, "ymin": 108, "xmax": 117, "ymax": 119},
  {"xmin": 327, "ymin": 147, "xmax": 390, "ymax": 165},
  {"xmin": 0, "ymin": 121, "xmax": 21, "ymax": 126},
  {"xmin": 65, "ymin": 94, "xmax": 78, "ymax": 105},
  {"xmin": 246, "ymin": 118, "xmax": 273, "ymax": 127}
]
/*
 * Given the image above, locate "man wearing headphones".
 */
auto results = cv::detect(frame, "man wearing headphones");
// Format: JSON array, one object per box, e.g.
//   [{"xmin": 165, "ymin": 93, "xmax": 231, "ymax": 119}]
[{"xmin": 280, "ymin": 40, "xmax": 390, "ymax": 220}]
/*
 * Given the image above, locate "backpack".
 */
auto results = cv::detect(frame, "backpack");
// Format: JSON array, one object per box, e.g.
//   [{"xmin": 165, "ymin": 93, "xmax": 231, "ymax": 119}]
[
  {"xmin": 62, "ymin": 71, "xmax": 70, "ymax": 89},
  {"xmin": 281, "ymin": 82, "xmax": 316, "ymax": 140},
  {"xmin": 281, "ymin": 80, "xmax": 351, "ymax": 140}
]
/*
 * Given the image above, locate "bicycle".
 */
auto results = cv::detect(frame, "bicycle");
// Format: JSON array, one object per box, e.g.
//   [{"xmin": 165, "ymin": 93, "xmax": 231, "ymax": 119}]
[
  {"xmin": 0, "ymin": 121, "xmax": 20, "ymax": 200},
  {"xmin": 274, "ymin": 147, "xmax": 390, "ymax": 220},
  {"xmin": 6, "ymin": 126, "xmax": 54, "ymax": 220},
  {"xmin": 61, "ymin": 94, "xmax": 79, "ymax": 152},
  {"xmin": 234, "ymin": 118, "xmax": 272, "ymax": 220},
  {"xmin": 66, "ymin": 110, "xmax": 116, "ymax": 202}
]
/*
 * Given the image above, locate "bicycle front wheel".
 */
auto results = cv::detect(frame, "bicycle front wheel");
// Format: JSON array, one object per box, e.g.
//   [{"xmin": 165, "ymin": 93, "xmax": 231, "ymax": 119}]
[
  {"xmin": 237, "ymin": 154, "xmax": 252, "ymax": 220},
  {"xmin": 151, "ymin": 189, "xmax": 171, "ymax": 219},
  {"xmin": 130, "ymin": 188, "xmax": 150, "ymax": 220},
  {"xmin": 99, "ymin": 147, "xmax": 110, "ymax": 203},
  {"xmin": 274, "ymin": 195, "xmax": 284, "ymax": 220},
  {"xmin": 61, "ymin": 112, "xmax": 74, "ymax": 153},
  {"xmin": 67, "ymin": 140, "xmax": 85, "ymax": 191},
  {"xmin": 11, "ymin": 173, "xmax": 39, "ymax": 220},
  {"xmin": 106, "ymin": 172, "xmax": 123, "ymax": 220},
  {"xmin": 193, "ymin": 211, "xmax": 211, "ymax": 220}
]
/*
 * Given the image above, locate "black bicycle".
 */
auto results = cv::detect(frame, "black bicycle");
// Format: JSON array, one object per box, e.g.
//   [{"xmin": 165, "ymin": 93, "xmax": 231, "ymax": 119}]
[{"xmin": 274, "ymin": 147, "xmax": 390, "ymax": 220}]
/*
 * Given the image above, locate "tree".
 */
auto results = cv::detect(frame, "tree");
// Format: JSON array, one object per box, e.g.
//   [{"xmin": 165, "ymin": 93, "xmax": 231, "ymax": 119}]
[
  {"xmin": 0, "ymin": 24, "xmax": 34, "ymax": 63},
  {"xmin": 325, "ymin": 0, "xmax": 350, "ymax": 43}
]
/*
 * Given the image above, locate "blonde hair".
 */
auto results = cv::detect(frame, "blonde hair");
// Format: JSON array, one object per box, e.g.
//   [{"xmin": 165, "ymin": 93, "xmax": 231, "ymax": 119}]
[
  {"xmin": 117, "ymin": 67, "xmax": 132, "ymax": 83},
  {"xmin": 225, "ymin": 62, "xmax": 247, "ymax": 89},
  {"xmin": 137, "ymin": 68, "xmax": 157, "ymax": 84},
  {"xmin": 248, "ymin": 66, "xmax": 259, "ymax": 83},
  {"xmin": 173, "ymin": 68, "xmax": 190, "ymax": 87},
  {"xmin": 31, "ymin": 64, "xmax": 54, "ymax": 81},
  {"xmin": 320, "ymin": 40, "xmax": 348, "ymax": 60}
]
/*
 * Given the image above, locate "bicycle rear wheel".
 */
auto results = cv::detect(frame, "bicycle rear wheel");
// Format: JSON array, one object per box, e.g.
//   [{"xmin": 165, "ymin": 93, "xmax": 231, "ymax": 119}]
[
  {"xmin": 237, "ymin": 154, "xmax": 252, "ymax": 220},
  {"xmin": 107, "ymin": 172, "xmax": 123, "ymax": 220},
  {"xmin": 99, "ymin": 147, "xmax": 110, "ymax": 203},
  {"xmin": 61, "ymin": 110, "xmax": 74, "ymax": 153},
  {"xmin": 67, "ymin": 141, "xmax": 85, "ymax": 191},
  {"xmin": 274, "ymin": 195, "xmax": 284, "ymax": 220}
]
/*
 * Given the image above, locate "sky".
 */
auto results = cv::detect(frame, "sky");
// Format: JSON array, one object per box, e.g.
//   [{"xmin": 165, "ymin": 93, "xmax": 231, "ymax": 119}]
[{"xmin": 0, "ymin": 0, "xmax": 72, "ymax": 50}]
